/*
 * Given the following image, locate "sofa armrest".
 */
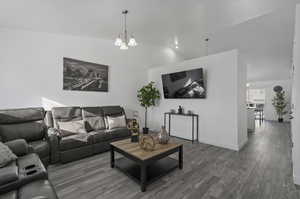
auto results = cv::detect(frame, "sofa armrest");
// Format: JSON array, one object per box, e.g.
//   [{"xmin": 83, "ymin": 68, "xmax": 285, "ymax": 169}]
[
  {"xmin": 46, "ymin": 128, "xmax": 60, "ymax": 163},
  {"xmin": 4, "ymin": 139, "xmax": 31, "ymax": 157}
]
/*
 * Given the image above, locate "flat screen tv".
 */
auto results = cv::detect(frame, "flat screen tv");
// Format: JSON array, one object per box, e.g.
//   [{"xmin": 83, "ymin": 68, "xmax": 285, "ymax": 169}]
[{"xmin": 161, "ymin": 68, "xmax": 206, "ymax": 99}]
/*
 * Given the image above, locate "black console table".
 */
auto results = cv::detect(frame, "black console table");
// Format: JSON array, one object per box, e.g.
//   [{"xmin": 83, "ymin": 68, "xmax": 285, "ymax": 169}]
[{"xmin": 164, "ymin": 112, "xmax": 199, "ymax": 143}]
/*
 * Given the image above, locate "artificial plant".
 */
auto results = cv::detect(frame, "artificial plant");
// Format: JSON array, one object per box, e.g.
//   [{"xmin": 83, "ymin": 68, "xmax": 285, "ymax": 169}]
[
  {"xmin": 272, "ymin": 86, "xmax": 288, "ymax": 122},
  {"xmin": 137, "ymin": 81, "xmax": 160, "ymax": 133}
]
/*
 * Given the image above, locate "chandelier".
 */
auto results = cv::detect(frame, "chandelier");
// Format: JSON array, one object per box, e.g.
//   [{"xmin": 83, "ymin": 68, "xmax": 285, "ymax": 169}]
[{"xmin": 114, "ymin": 10, "xmax": 138, "ymax": 50}]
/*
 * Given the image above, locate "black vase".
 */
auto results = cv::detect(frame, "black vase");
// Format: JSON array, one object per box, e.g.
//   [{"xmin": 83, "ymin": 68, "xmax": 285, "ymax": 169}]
[
  {"xmin": 131, "ymin": 134, "xmax": 139, "ymax": 142},
  {"xmin": 178, "ymin": 106, "xmax": 183, "ymax": 114},
  {"xmin": 278, "ymin": 118, "xmax": 283, "ymax": 123},
  {"xmin": 143, "ymin": 127, "xmax": 149, "ymax": 134}
]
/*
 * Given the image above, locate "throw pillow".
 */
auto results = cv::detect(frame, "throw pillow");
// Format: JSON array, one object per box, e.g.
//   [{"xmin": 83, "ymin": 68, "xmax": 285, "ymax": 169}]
[
  {"xmin": 106, "ymin": 115, "xmax": 127, "ymax": 130},
  {"xmin": 57, "ymin": 120, "xmax": 87, "ymax": 137},
  {"xmin": 104, "ymin": 117, "xmax": 109, "ymax": 129},
  {"xmin": 84, "ymin": 116, "xmax": 105, "ymax": 132},
  {"xmin": 0, "ymin": 142, "xmax": 17, "ymax": 168}
]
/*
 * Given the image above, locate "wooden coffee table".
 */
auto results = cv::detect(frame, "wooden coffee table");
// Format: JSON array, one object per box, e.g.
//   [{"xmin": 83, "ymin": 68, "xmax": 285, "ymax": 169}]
[{"xmin": 110, "ymin": 139, "xmax": 183, "ymax": 192}]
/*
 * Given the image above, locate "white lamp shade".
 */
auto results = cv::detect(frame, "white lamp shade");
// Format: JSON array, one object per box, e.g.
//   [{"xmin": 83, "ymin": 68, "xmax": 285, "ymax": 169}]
[
  {"xmin": 120, "ymin": 42, "xmax": 129, "ymax": 50},
  {"xmin": 114, "ymin": 37, "xmax": 122, "ymax": 46},
  {"xmin": 128, "ymin": 37, "xmax": 138, "ymax": 47}
]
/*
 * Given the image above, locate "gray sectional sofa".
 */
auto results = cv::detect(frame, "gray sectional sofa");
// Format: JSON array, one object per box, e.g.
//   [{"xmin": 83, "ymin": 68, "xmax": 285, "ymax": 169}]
[
  {"xmin": 0, "ymin": 107, "xmax": 57, "ymax": 166},
  {"xmin": 0, "ymin": 105, "xmax": 132, "ymax": 198},
  {"xmin": 50, "ymin": 106, "xmax": 131, "ymax": 163},
  {"xmin": 0, "ymin": 106, "xmax": 131, "ymax": 164},
  {"xmin": 0, "ymin": 139, "xmax": 58, "ymax": 198}
]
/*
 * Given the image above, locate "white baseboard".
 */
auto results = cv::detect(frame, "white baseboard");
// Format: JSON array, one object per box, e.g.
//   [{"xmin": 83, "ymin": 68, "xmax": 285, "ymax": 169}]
[
  {"xmin": 238, "ymin": 139, "xmax": 248, "ymax": 150},
  {"xmin": 199, "ymin": 138, "xmax": 239, "ymax": 151}
]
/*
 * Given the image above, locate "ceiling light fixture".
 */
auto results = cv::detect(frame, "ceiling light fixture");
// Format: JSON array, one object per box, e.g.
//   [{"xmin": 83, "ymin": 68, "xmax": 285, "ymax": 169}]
[
  {"xmin": 114, "ymin": 10, "xmax": 137, "ymax": 50},
  {"xmin": 175, "ymin": 39, "xmax": 179, "ymax": 49},
  {"xmin": 205, "ymin": 38, "xmax": 209, "ymax": 56}
]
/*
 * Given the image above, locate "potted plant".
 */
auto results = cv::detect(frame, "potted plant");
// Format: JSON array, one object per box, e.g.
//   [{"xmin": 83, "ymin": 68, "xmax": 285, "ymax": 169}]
[
  {"xmin": 137, "ymin": 82, "xmax": 160, "ymax": 134},
  {"xmin": 272, "ymin": 86, "xmax": 288, "ymax": 122}
]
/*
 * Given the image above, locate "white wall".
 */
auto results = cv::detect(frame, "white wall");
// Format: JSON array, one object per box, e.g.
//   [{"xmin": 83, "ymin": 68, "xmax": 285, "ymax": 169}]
[
  {"xmin": 147, "ymin": 50, "xmax": 247, "ymax": 151},
  {"xmin": 292, "ymin": 3, "xmax": 300, "ymax": 186},
  {"xmin": 237, "ymin": 54, "xmax": 248, "ymax": 148},
  {"xmin": 0, "ymin": 28, "xmax": 182, "ymax": 119},
  {"xmin": 248, "ymin": 80, "xmax": 292, "ymax": 121}
]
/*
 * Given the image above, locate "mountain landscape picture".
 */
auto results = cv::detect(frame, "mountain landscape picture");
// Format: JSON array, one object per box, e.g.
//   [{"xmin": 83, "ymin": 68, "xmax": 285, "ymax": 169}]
[{"xmin": 63, "ymin": 58, "xmax": 108, "ymax": 92}]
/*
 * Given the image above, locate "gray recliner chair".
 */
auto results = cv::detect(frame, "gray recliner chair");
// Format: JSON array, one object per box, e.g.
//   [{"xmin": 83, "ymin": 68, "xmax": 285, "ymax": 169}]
[
  {"xmin": 0, "ymin": 139, "xmax": 58, "ymax": 199},
  {"xmin": 0, "ymin": 107, "xmax": 59, "ymax": 166}
]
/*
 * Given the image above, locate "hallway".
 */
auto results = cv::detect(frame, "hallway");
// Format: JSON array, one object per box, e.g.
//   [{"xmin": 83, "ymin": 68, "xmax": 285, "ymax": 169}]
[{"xmin": 236, "ymin": 121, "xmax": 299, "ymax": 198}]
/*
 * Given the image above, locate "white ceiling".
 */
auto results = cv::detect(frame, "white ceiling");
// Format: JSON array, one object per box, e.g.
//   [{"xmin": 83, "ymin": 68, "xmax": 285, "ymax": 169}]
[{"xmin": 0, "ymin": 0, "xmax": 299, "ymax": 81}]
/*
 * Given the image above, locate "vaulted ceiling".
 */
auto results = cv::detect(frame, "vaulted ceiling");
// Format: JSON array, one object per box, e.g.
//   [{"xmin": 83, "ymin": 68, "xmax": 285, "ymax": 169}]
[{"xmin": 0, "ymin": 0, "xmax": 299, "ymax": 81}]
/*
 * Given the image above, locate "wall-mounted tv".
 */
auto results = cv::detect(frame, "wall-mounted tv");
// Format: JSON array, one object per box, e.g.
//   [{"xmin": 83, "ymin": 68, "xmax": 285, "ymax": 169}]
[{"xmin": 161, "ymin": 68, "xmax": 206, "ymax": 99}]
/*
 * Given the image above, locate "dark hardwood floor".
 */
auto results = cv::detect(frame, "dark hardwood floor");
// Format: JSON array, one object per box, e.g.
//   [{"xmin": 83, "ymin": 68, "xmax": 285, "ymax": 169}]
[{"xmin": 48, "ymin": 121, "xmax": 300, "ymax": 199}]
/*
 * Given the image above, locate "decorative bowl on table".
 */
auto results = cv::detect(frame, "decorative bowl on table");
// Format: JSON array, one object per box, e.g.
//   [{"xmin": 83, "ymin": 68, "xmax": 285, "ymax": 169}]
[{"xmin": 139, "ymin": 134, "xmax": 156, "ymax": 151}]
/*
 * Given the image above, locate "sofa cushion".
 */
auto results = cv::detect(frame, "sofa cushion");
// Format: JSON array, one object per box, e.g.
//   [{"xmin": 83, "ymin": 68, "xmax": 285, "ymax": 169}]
[
  {"xmin": 59, "ymin": 134, "xmax": 93, "ymax": 151},
  {"xmin": 0, "ymin": 191, "xmax": 17, "ymax": 199},
  {"xmin": 52, "ymin": 107, "xmax": 82, "ymax": 129},
  {"xmin": 29, "ymin": 140, "xmax": 50, "ymax": 158},
  {"xmin": 107, "ymin": 128, "xmax": 131, "ymax": 139},
  {"xmin": 0, "ymin": 108, "xmax": 45, "ymax": 124},
  {"xmin": 57, "ymin": 120, "xmax": 86, "ymax": 137},
  {"xmin": 0, "ymin": 161, "xmax": 18, "ymax": 186},
  {"xmin": 0, "ymin": 142, "xmax": 17, "ymax": 168},
  {"xmin": 106, "ymin": 115, "xmax": 127, "ymax": 130},
  {"xmin": 91, "ymin": 128, "xmax": 130, "ymax": 143},
  {"xmin": 0, "ymin": 121, "xmax": 47, "ymax": 143},
  {"xmin": 19, "ymin": 180, "xmax": 58, "ymax": 199},
  {"xmin": 85, "ymin": 116, "xmax": 106, "ymax": 132},
  {"xmin": 90, "ymin": 130, "xmax": 112, "ymax": 143},
  {"xmin": 82, "ymin": 107, "xmax": 106, "ymax": 132},
  {"xmin": 0, "ymin": 108, "xmax": 46, "ymax": 142},
  {"xmin": 101, "ymin": 106, "xmax": 125, "ymax": 116},
  {"xmin": 4, "ymin": 139, "xmax": 30, "ymax": 157}
]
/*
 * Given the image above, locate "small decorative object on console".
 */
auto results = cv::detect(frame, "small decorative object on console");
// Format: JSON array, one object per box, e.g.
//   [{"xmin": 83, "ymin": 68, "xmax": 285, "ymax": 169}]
[
  {"xmin": 187, "ymin": 110, "xmax": 193, "ymax": 115},
  {"xmin": 139, "ymin": 135, "xmax": 156, "ymax": 151},
  {"xmin": 178, "ymin": 106, "xmax": 183, "ymax": 114},
  {"xmin": 158, "ymin": 126, "xmax": 169, "ymax": 144}
]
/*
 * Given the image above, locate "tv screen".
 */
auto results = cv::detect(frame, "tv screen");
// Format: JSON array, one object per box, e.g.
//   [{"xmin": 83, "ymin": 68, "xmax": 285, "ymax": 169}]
[{"xmin": 161, "ymin": 68, "xmax": 206, "ymax": 99}]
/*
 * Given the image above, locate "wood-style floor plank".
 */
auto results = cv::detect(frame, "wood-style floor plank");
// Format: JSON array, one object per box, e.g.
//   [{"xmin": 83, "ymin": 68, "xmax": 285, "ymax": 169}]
[{"xmin": 48, "ymin": 121, "xmax": 300, "ymax": 199}]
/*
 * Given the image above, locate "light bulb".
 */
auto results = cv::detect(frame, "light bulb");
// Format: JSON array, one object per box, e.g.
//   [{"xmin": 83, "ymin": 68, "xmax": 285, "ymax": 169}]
[
  {"xmin": 120, "ymin": 42, "xmax": 128, "ymax": 50},
  {"xmin": 114, "ymin": 37, "xmax": 122, "ymax": 46},
  {"xmin": 128, "ymin": 37, "xmax": 138, "ymax": 47}
]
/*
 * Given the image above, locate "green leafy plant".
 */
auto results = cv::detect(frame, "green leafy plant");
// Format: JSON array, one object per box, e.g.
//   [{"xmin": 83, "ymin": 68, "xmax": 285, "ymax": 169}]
[
  {"xmin": 137, "ymin": 82, "xmax": 160, "ymax": 131},
  {"xmin": 272, "ymin": 87, "xmax": 288, "ymax": 122}
]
